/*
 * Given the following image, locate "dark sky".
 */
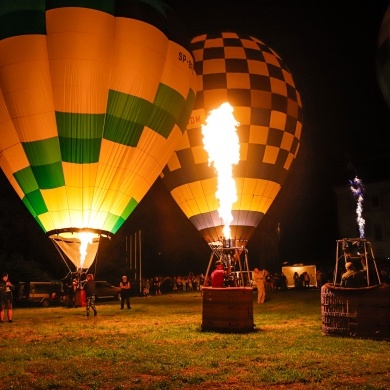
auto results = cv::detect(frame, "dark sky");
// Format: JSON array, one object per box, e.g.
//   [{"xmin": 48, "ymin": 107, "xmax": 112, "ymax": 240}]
[{"xmin": 1, "ymin": 1, "xmax": 390, "ymax": 279}]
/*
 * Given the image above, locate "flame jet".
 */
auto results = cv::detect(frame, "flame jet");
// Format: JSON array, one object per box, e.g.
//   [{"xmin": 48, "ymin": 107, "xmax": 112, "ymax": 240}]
[
  {"xmin": 0, "ymin": 0, "xmax": 196, "ymax": 271},
  {"xmin": 161, "ymin": 32, "xmax": 303, "ymax": 247}
]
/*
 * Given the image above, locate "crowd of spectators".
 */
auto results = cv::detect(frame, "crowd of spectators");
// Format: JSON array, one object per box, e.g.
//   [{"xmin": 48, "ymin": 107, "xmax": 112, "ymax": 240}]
[{"xmin": 139, "ymin": 264, "xmax": 390, "ymax": 297}]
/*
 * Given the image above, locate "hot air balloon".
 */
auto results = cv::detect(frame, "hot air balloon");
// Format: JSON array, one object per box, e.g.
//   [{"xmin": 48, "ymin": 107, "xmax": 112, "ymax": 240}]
[
  {"xmin": 377, "ymin": 5, "xmax": 390, "ymax": 109},
  {"xmin": 161, "ymin": 32, "xmax": 303, "ymax": 251},
  {"xmin": 0, "ymin": 0, "xmax": 196, "ymax": 273}
]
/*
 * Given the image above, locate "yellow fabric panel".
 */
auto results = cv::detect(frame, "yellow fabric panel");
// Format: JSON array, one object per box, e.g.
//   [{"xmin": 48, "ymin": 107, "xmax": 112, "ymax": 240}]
[
  {"xmin": 239, "ymin": 192, "xmax": 257, "ymax": 211},
  {"xmin": 16, "ymin": 111, "xmax": 58, "ymax": 143},
  {"xmin": 0, "ymin": 39, "xmax": 57, "ymax": 141},
  {"xmin": 50, "ymin": 60, "xmax": 111, "ymax": 114},
  {"xmin": 62, "ymin": 162, "xmax": 98, "ymax": 188},
  {"xmin": 1, "ymin": 144, "xmax": 29, "ymax": 174},
  {"xmin": 203, "ymin": 89, "xmax": 229, "ymax": 109},
  {"xmin": 270, "ymin": 77, "xmax": 287, "ymax": 97},
  {"xmin": 295, "ymin": 121, "xmax": 303, "ymax": 139},
  {"xmin": 270, "ymin": 111, "xmax": 287, "ymax": 131},
  {"xmin": 41, "ymin": 186, "xmax": 69, "ymax": 213},
  {"xmin": 165, "ymin": 150, "xmax": 181, "ymax": 172},
  {"xmin": 229, "ymin": 106, "xmax": 249, "ymax": 126},
  {"xmin": 171, "ymin": 187, "xmax": 193, "ymax": 218},
  {"xmin": 251, "ymin": 90, "xmax": 272, "ymax": 108},
  {"xmin": 241, "ymin": 177, "xmax": 257, "ymax": 196},
  {"xmin": 226, "ymin": 72, "xmax": 250, "ymax": 89},
  {"xmin": 160, "ymin": 41, "xmax": 196, "ymax": 99},
  {"xmin": 201, "ymin": 177, "xmax": 217, "ymax": 196},
  {"xmin": 38, "ymin": 211, "xmax": 57, "ymax": 232},
  {"xmin": 284, "ymin": 152, "xmax": 294, "ymax": 170},
  {"xmin": 110, "ymin": 18, "xmax": 167, "ymax": 100},
  {"xmin": 98, "ymin": 139, "xmax": 154, "ymax": 204},
  {"xmin": 204, "ymin": 37, "xmax": 223, "ymax": 48},
  {"xmin": 173, "ymin": 129, "xmax": 191, "ymax": 151},
  {"xmin": 187, "ymin": 108, "xmax": 206, "ymax": 130},
  {"xmin": 287, "ymin": 98, "xmax": 299, "ymax": 118},
  {"xmin": 138, "ymin": 126, "xmax": 183, "ymax": 174},
  {"xmin": 47, "ymin": 8, "xmax": 113, "ymax": 114},
  {"xmin": 203, "ymin": 59, "xmax": 226, "ymax": 74},
  {"xmin": 4, "ymin": 172, "xmax": 25, "ymax": 201},
  {"xmin": 242, "ymin": 38, "xmax": 259, "ymax": 50},
  {"xmin": 195, "ymin": 73, "xmax": 204, "ymax": 92},
  {"xmin": 240, "ymin": 142, "xmax": 248, "ymax": 161},
  {"xmin": 47, "ymin": 7, "xmax": 114, "ymax": 37},
  {"xmin": 263, "ymin": 145, "xmax": 279, "ymax": 164},
  {"xmin": 249, "ymin": 125, "xmax": 268, "ymax": 145},
  {"xmin": 224, "ymin": 46, "xmax": 246, "ymax": 59},
  {"xmin": 191, "ymin": 144, "xmax": 208, "ymax": 165},
  {"xmin": 282, "ymin": 69, "xmax": 295, "ymax": 86},
  {"xmin": 263, "ymin": 51, "xmax": 280, "ymax": 67},
  {"xmin": 0, "ymin": 93, "xmax": 18, "ymax": 150},
  {"xmin": 247, "ymin": 59, "xmax": 269, "ymax": 76},
  {"xmin": 280, "ymin": 131, "xmax": 294, "ymax": 152}
]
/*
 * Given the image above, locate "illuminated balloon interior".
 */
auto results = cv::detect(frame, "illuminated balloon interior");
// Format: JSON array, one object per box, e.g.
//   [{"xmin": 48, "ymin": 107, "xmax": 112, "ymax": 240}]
[{"xmin": 0, "ymin": 1, "xmax": 196, "ymax": 270}]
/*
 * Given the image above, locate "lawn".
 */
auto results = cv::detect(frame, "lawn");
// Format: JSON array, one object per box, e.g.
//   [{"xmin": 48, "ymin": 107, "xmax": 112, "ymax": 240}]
[{"xmin": 0, "ymin": 289, "xmax": 389, "ymax": 389}]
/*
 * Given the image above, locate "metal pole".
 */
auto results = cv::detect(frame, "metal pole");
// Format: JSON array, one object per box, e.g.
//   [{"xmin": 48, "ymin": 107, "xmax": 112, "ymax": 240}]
[{"xmin": 139, "ymin": 230, "xmax": 142, "ymax": 294}]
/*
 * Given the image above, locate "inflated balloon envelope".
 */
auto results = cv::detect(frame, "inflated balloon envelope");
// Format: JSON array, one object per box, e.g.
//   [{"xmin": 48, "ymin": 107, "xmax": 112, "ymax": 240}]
[
  {"xmin": 161, "ymin": 32, "xmax": 303, "ymax": 249},
  {"xmin": 0, "ymin": 0, "xmax": 196, "ymax": 270}
]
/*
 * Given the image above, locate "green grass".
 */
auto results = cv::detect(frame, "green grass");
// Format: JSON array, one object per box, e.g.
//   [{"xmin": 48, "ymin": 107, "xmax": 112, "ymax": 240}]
[{"xmin": 1, "ymin": 289, "xmax": 389, "ymax": 389}]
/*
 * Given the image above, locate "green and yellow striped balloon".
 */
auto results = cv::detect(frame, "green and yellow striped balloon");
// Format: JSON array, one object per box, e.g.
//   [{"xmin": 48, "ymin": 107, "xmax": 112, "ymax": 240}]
[{"xmin": 0, "ymin": 0, "xmax": 196, "ymax": 269}]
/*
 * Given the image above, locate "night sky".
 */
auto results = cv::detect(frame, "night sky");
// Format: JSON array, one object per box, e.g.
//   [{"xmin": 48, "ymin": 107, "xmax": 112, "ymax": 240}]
[{"xmin": 1, "ymin": 1, "xmax": 389, "ymax": 280}]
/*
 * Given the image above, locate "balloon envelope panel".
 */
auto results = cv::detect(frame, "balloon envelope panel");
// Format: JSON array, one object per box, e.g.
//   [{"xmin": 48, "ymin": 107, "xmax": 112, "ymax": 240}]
[
  {"xmin": 161, "ymin": 32, "xmax": 303, "ymax": 245},
  {"xmin": 0, "ymin": 0, "xmax": 196, "ymax": 243}
]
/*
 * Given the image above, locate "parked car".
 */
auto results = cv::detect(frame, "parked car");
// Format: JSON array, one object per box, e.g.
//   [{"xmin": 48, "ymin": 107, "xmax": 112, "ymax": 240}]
[
  {"xmin": 17, "ymin": 281, "xmax": 65, "ymax": 307},
  {"xmin": 94, "ymin": 281, "xmax": 121, "ymax": 301}
]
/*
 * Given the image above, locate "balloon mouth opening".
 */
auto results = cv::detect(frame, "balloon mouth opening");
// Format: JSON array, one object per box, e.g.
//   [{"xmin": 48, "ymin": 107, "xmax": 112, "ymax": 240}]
[
  {"xmin": 47, "ymin": 228, "xmax": 111, "ymax": 270},
  {"xmin": 209, "ymin": 238, "xmax": 248, "ymax": 249}
]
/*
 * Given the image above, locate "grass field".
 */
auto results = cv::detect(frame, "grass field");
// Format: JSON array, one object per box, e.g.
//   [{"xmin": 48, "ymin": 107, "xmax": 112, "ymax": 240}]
[{"xmin": 0, "ymin": 289, "xmax": 389, "ymax": 390}]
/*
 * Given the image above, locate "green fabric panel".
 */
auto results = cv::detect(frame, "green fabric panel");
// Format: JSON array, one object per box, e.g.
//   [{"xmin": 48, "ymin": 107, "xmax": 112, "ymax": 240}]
[
  {"xmin": 34, "ymin": 216, "xmax": 47, "ymax": 233},
  {"xmin": 56, "ymin": 112, "xmax": 103, "ymax": 163},
  {"xmin": 102, "ymin": 214, "xmax": 122, "ymax": 234},
  {"xmin": 150, "ymin": 84, "xmax": 186, "ymax": 138},
  {"xmin": 102, "ymin": 198, "xmax": 138, "ymax": 234},
  {"xmin": 105, "ymin": 86, "xmax": 187, "ymax": 145},
  {"xmin": 111, "ymin": 216, "xmax": 125, "ymax": 235},
  {"xmin": 59, "ymin": 137, "xmax": 102, "ymax": 164},
  {"xmin": 46, "ymin": 0, "xmax": 115, "ymax": 14},
  {"xmin": 105, "ymin": 91, "xmax": 152, "ymax": 146},
  {"xmin": 23, "ymin": 138, "xmax": 62, "ymax": 166},
  {"xmin": 22, "ymin": 189, "xmax": 48, "ymax": 216},
  {"xmin": 14, "ymin": 166, "xmax": 40, "ymax": 194},
  {"xmin": 31, "ymin": 162, "xmax": 65, "ymax": 189},
  {"xmin": 121, "ymin": 197, "xmax": 138, "ymax": 221}
]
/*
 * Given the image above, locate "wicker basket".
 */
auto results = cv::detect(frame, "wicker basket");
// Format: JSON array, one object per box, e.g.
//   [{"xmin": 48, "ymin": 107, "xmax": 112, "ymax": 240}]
[
  {"xmin": 321, "ymin": 283, "xmax": 390, "ymax": 340},
  {"xmin": 201, "ymin": 287, "xmax": 255, "ymax": 333}
]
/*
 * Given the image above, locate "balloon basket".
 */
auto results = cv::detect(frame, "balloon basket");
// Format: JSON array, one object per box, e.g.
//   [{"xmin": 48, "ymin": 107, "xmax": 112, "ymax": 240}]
[
  {"xmin": 321, "ymin": 283, "xmax": 390, "ymax": 340},
  {"xmin": 201, "ymin": 287, "xmax": 255, "ymax": 333}
]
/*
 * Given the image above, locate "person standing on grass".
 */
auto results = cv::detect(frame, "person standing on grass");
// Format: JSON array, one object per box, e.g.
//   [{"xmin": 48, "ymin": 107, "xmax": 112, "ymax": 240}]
[
  {"xmin": 120, "ymin": 275, "xmax": 131, "ymax": 309},
  {"xmin": 0, "ymin": 273, "xmax": 15, "ymax": 323},
  {"xmin": 84, "ymin": 273, "xmax": 97, "ymax": 317},
  {"xmin": 253, "ymin": 267, "xmax": 267, "ymax": 304}
]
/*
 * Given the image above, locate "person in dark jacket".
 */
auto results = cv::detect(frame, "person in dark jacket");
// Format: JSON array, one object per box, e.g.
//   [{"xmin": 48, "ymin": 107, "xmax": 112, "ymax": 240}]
[
  {"xmin": 119, "ymin": 275, "xmax": 131, "ymax": 309},
  {"xmin": 84, "ymin": 274, "xmax": 97, "ymax": 316},
  {"xmin": 0, "ymin": 273, "xmax": 15, "ymax": 323}
]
